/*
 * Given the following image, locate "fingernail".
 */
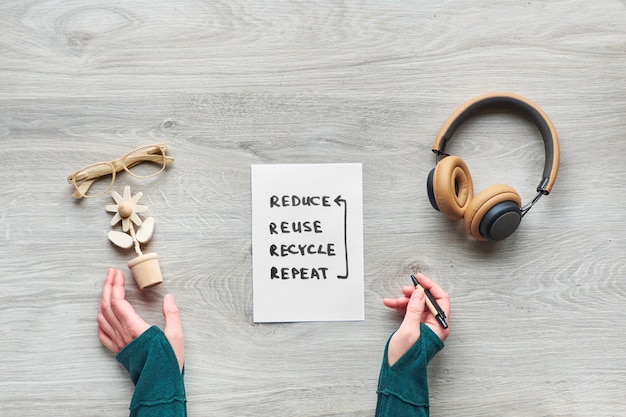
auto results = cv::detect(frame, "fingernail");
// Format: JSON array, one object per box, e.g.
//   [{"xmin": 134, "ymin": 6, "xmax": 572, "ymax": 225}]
[{"xmin": 165, "ymin": 294, "xmax": 174, "ymax": 303}]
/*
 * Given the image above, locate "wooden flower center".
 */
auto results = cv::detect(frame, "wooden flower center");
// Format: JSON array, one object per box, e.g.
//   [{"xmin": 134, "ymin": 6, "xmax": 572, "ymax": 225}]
[{"xmin": 118, "ymin": 202, "xmax": 134, "ymax": 218}]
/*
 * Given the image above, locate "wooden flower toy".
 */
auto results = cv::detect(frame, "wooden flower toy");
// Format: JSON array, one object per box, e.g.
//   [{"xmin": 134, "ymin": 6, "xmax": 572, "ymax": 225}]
[{"xmin": 106, "ymin": 185, "xmax": 163, "ymax": 289}]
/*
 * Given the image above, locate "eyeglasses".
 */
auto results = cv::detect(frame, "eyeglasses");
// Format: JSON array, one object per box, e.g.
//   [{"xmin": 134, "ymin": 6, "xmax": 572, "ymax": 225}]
[{"xmin": 67, "ymin": 144, "xmax": 174, "ymax": 199}]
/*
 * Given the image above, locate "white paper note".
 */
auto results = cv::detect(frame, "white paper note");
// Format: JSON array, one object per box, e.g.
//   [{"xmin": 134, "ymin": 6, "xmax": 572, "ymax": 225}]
[{"xmin": 251, "ymin": 163, "xmax": 364, "ymax": 322}]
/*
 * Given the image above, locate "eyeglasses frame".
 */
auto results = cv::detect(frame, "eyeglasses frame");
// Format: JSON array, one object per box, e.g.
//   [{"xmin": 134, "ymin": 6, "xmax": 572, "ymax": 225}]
[{"xmin": 67, "ymin": 143, "xmax": 174, "ymax": 199}]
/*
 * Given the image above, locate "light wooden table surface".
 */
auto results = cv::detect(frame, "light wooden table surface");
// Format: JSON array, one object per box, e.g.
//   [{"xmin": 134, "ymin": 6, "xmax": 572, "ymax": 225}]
[{"xmin": 2, "ymin": 1, "xmax": 626, "ymax": 416}]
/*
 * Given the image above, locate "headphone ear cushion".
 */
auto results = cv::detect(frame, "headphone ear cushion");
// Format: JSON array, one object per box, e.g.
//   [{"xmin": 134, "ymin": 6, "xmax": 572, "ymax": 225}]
[
  {"xmin": 426, "ymin": 168, "xmax": 440, "ymax": 211},
  {"xmin": 463, "ymin": 184, "xmax": 522, "ymax": 241},
  {"xmin": 431, "ymin": 156, "xmax": 474, "ymax": 220}
]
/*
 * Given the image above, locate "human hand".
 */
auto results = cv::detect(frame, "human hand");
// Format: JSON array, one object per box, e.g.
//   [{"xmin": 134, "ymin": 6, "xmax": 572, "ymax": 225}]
[
  {"xmin": 97, "ymin": 268, "xmax": 185, "ymax": 371},
  {"xmin": 382, "ymin": 273, "xmax": 450, "ymax": 366}
]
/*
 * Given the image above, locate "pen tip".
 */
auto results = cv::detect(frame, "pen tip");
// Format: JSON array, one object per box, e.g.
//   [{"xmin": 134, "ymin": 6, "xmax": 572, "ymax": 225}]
[{"xmin": 410, "ymin": 275, "xmax": 418, "ymax": 286}]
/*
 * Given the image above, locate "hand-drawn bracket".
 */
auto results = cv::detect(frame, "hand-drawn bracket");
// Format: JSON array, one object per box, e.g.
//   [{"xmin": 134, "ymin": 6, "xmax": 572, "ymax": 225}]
[{"xmin": 334, "ymin": 194, "xmax": 349, "ymax": 279}]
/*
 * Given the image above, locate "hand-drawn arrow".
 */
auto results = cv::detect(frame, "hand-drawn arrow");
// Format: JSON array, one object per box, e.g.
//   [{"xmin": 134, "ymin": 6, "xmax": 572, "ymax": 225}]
[{"xmin": 334, "ymin": 195, "xmax": 348, "ymax": 279}]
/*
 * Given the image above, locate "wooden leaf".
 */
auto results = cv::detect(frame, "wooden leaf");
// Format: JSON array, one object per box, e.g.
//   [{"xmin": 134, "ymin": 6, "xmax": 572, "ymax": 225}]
[
  {"xmin": 136, "ymin": 217, "xmax": 155, "ymax": 244},
  {"xmin": 108, "ymin": 231, "xmax": 133, "ymax": 249}
]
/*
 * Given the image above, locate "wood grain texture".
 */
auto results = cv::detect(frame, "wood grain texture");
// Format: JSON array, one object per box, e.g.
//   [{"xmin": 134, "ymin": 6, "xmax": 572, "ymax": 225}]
[{"xmin": 2, "ymin": 1, "xmax": 626, "ymax": 416}]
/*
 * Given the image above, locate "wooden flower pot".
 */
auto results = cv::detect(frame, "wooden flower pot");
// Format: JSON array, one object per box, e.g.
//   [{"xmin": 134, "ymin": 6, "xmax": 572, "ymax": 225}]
[{"xmin": 128, "ymin": 253, "xmax": 163, "ymax": 290}]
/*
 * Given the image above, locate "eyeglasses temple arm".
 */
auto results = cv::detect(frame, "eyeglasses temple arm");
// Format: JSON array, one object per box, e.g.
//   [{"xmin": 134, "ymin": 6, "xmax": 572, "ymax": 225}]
[{"xmin": 71, "ymin": 179, "xmax": 96, "ymax": 199}]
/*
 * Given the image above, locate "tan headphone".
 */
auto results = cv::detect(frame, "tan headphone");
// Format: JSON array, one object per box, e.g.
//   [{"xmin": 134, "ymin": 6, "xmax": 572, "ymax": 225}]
[{"xmin": 427, "ymin": 92, "xmax": 560, "ymax": 241}]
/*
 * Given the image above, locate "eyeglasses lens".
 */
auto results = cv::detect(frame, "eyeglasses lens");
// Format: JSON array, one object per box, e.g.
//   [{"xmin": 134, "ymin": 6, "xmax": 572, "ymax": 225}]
[
  {"xmin": 75, "ymin": 163, "xmax": 115, "ymax": 197},
  {"xmin": 124, "ymin": 145, "xmax": 166, "ymax": 178}
]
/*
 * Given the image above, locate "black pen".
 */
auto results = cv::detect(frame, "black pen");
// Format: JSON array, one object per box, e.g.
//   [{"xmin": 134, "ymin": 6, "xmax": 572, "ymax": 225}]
[{"xmin": 411, "ymin": 275, "xmax": 448, "ymax": 329}]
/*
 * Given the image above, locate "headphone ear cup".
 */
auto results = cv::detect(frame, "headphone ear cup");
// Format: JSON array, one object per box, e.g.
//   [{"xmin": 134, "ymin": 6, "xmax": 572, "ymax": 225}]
[
  {"xmin": 430, "ymin": 156, "xmax": 474, "ymax": 220},
  {"xmin": 463, "ymin": 184, "xmax": 522, "ymax": 241}
]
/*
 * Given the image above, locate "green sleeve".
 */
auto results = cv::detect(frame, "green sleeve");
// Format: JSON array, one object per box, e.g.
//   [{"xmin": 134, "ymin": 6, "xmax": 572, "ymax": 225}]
[
  {"xmin": 116, "ymin": 326, "xmax": 187, "ymax": 417},
  {"xmin": 375, "ymin": 323, "xmax": 444, "ymax": 417}
]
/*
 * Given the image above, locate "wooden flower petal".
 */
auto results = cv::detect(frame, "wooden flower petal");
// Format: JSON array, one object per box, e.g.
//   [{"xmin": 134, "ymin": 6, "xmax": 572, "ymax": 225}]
[
  {"xmin": 111, "ymin": 191, "xmax": 123, "ymax": 204},
  {"xmin": 108, "ymin": 231, "xmax": 133, "ymax": 249},
  {"xmin": 123, "ymin": 186, "xmax": 132, "ymax": 200},
  {"xmin": 110, "ymin": 212, "xmax": 122, "ymax": 227},
  {"xmin": 134, "ymin": 204, "xmax": 148, "ymax": 213},
  {"xmin": 131, "ymin": 191, "xmax": 144, "ymax": 204},
  {"xmin": 130, "ymin": 212, "xmax": 143, "ymax": 227}
]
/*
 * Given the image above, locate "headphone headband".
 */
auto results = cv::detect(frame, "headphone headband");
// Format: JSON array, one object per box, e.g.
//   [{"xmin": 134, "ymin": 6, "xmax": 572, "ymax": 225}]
[{"xmin": 431, "ymin": 92, "xmax": 560, "ymax": 194}]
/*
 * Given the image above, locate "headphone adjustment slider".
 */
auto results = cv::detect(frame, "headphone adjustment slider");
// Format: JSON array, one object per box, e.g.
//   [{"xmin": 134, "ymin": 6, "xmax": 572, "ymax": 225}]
[
  {"xmin": 432, "ymin": 149, "xmax": 450, "ymax": 164},
  {"xmin": 537, "ymin": 177, "xmax": 550, "ymax": 194},
  {"xmin": 521, "ymin": 190, "xmax": 547, "ymax": 217}
]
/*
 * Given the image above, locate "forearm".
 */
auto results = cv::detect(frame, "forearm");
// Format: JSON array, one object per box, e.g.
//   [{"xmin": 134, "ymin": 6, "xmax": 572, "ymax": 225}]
[
  {"xmin": 116, "ymin": 326, "xmax": 187, "ymax": 417},
  {"xmin": 375, "ymin": 324, "xmax": 444, "ymax": 417}
]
